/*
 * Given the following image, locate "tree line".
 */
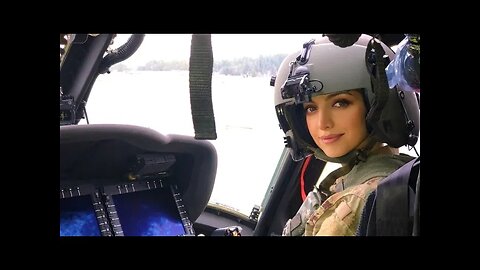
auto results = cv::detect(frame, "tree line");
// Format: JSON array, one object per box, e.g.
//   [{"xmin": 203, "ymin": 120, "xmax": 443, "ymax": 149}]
[{"xmin": 111, "ymin": 54, "xmax": 287, "ymax": 77}]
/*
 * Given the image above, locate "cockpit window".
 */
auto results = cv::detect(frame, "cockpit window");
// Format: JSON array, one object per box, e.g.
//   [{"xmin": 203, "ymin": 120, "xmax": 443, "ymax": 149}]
[{"xmin": 78, "ymin": 34, "xmax": 315, "ymax": 216}]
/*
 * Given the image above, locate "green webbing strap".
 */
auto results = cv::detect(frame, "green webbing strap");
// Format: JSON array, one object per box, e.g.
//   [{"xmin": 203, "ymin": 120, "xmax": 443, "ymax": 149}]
[
  {"xmin": 315, "ymin": 134, "xmax": 378, "ymax": 197},
  {"xmin": 189, "ymin": 34, "xmax": 217, "ymax": 140},
  {"xmin": 365, "ymin": 38, "xmax": 389, "ymax": 126},
  {"xmin": 316, "ymin": 165, "xmax": 352, "ymax": 200}
]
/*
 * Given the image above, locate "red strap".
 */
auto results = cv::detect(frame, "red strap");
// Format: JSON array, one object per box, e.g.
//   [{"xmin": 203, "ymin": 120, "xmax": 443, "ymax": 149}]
[{"xmin": 300, "ymin": 155, "xmax": 312, "ymax": 201}]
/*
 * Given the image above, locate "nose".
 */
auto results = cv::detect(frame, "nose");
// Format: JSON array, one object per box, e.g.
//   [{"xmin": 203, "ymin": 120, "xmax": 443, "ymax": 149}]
[{"xmin": 316, "ymin": 107, "xmax": 333, "ymax": 130}]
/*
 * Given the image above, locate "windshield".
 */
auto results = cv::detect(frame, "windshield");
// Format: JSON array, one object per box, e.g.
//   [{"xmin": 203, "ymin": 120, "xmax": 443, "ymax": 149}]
[{"xmin": 78, "ymin": 34, "xmax": 316, "ymax": 216}]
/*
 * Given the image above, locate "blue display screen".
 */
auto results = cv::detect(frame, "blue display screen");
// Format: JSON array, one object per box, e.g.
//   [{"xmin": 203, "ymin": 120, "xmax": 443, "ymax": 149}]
[
  {"xmin": 60, "ymin": 195, "xmax": 101, "ymax": 236},
  {"xmin": 112, "ymin": 188, "xmax": 185, "ymax": 236}
]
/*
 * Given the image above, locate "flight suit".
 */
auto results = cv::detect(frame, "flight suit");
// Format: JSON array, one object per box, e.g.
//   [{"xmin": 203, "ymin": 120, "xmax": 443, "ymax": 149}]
[{"xmin": 283, "ymin": 151, "xmax": 413, "ymax": 236}]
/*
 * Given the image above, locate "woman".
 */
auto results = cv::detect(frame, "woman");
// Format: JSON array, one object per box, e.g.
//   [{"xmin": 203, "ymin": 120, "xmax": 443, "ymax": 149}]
[{"xmin": 273, "ymin": 34, "xmax": 420, "ymax": 236}]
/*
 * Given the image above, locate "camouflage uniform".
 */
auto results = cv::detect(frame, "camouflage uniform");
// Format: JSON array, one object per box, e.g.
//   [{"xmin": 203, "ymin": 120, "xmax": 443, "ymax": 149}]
[{"xmin": 283, "ymin": 151, "xmax": 413, "ymax": 236}]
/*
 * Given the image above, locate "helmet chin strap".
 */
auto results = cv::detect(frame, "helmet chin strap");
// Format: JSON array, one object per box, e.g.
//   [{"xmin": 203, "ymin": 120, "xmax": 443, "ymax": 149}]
[{"xmin": 308, "ymin": 134, "xmax": 378, "ymax": 199}]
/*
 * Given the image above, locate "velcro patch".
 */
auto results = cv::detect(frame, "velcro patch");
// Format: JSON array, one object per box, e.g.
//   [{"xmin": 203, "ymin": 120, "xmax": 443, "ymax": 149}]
[
  {"xmin": 335, "ymin": 201, "xmax": 352, "ymax": 220},
  {"xmin": 290, "ymin": 213, "xmax": 302, "ymax": 231}
]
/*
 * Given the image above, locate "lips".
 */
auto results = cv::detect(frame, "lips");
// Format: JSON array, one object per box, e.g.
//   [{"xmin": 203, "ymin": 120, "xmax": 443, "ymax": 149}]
[{"xmin": 320, "ymin": 134, "xmax": 343, "ymax": 144}]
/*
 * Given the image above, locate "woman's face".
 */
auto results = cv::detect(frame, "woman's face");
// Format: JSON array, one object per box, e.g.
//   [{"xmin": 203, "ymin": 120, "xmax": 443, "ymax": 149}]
[{"xmin": 304, "ymin": 90, "xmax": 368, "ymax": 158}]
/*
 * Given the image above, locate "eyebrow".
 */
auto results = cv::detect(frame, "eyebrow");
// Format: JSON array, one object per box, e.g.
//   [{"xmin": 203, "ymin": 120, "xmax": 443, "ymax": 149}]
[
  {"xmin": 324, "ymin": 91, "xmax": 354, "ymax": 100},
  {"xmin": 303, "ymin": 91, "xmax": 355, "ymax": 106}
]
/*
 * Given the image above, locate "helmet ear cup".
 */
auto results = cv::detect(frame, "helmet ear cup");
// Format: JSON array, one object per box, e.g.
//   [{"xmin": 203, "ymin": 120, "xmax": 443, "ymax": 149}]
[
  {"xmin": 288, "ymin": 104, "xmax": 316, "ymax": 147},
  {"xmin": 275, "ymin": 104, "xmax": 291, "ymax": 134},
  {"xmin": 370, "ymin": 89, "xmax": 419, "ymax": 147},
  {"xmin": 364, "ymin": 38, "xmax": 419, "ymax": 148},
  {"xmin": 400, "ymin": 90, "xmax": 420, "ymax": 146},
  {"xmin": 282, "ymin": 104, "xmax": 316, "ymax": 160}
]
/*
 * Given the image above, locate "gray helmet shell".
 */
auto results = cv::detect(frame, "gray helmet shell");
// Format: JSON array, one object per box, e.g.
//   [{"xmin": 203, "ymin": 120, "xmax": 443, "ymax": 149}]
[
  {"xmin": 274, "ymin": 35, "xmax": 388, "ymax": 106},
  {"xmin": 273, "ymin": 34, "xmax": 419, "ymax": 162}
]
